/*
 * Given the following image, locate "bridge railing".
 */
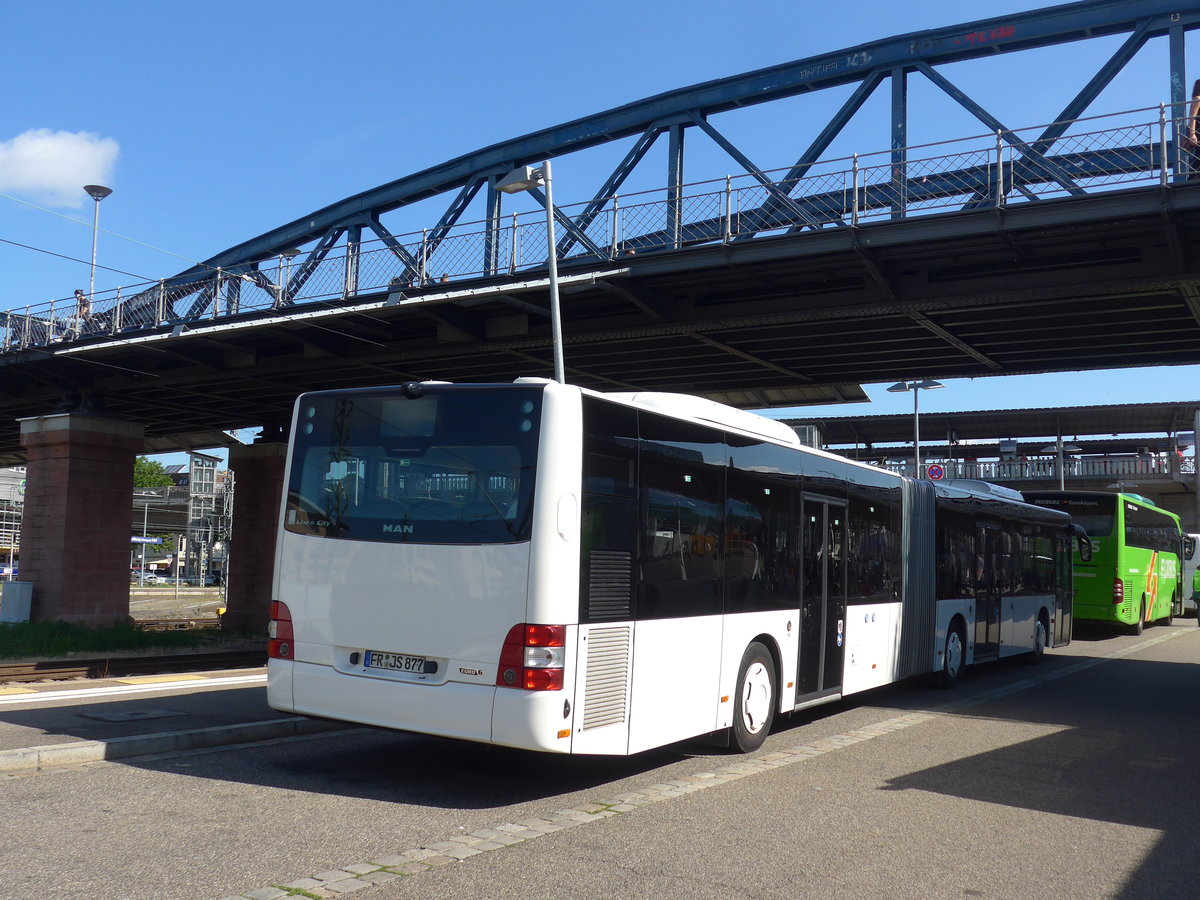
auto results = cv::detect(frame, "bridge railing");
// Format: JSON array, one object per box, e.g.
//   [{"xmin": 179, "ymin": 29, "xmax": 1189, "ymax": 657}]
[
  {"xmin": 2, "ymin": 103, "xmax": 1191, "ymax": 354},
  {"xmin": 883, "ymin": 453, "xmax": 1190, "ymax": 482}
]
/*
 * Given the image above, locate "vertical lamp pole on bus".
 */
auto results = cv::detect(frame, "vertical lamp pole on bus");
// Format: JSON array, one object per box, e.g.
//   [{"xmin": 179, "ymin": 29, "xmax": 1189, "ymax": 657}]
[
  {"xmin": 887, "ymin": 379, "xmax": 944, "ymax": 477},
  {"xmin": 495, "ymin": 162, "xmax": 565, "ymax": 383},
  {"xmin": 83, "ymin": 184, "xmax": 112, "ymax": 303}
]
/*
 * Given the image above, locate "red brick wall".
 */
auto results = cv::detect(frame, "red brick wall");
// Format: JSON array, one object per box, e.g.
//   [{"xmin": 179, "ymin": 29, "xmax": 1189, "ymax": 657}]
[
  {"xmin": 19, "ymin": 415, "xmax": 144, "ymax": 625},
  {"xmin": 221, "ymin": 442, "xmax": 287, "ymax": 634}
]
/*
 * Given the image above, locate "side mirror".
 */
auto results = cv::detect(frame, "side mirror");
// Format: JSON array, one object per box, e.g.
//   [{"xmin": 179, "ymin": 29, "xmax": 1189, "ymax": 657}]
[
  {"xmin": 1184, "ymin": 535, "xmax": 1196, "ymax": 561},
  {"xmin": 1077, "ymin": 534, "xmax": 1092, "ymax": 563}
]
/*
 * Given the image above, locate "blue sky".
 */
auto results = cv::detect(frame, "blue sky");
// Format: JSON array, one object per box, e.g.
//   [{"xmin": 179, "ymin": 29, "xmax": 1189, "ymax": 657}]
[{"xmin": 2, "ymin": 0, "xmax": 1199, "ymax": 463}]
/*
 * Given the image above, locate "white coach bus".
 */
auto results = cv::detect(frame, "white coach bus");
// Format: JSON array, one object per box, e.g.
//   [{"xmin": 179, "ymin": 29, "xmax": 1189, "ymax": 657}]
[{"xmin": 267, "ymin": 378, "xmax": 1073, "ymax": 754}]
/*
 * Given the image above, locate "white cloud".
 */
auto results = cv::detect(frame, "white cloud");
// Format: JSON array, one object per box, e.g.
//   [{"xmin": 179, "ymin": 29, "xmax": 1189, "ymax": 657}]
[{"xmin": 0, "ymin": 129, "xmax": 119, "ymax": 208}]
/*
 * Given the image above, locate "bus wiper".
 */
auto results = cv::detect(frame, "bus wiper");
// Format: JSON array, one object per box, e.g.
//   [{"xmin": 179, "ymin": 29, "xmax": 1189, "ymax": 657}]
[{"xmin": 462, "ymin": 469, "xmax": 527, "ymax": 537}]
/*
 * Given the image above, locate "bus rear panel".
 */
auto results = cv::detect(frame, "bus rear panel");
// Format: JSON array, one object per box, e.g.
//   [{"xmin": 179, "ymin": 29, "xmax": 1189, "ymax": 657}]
[
  {"xmin": 267, "ymin": 383, "xmax": 582, "ymax": 751},
  {"xmin": 1025, "ymin": 491, "xmax": 1182, "ymax": 630}
]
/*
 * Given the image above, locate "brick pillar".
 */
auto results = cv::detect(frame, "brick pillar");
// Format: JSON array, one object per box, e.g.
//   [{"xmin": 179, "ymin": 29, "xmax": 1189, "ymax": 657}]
[
  {"xmin": 221, "ymin": 441, "xmax": 287, "ymax": 634},
  {"xmin": 19, "ymin": 414, "xmax": 144, "ymax": 626}
]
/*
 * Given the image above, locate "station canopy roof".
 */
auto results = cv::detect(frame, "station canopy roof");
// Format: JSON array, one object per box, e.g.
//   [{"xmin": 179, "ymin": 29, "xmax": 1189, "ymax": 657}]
[{"xmin": 781, "ymin": 401, "xmax": 1200, "ymax": 448}]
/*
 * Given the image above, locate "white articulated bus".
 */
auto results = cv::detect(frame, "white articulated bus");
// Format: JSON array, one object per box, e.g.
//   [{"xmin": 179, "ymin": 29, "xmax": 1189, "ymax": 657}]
[{"xmin": 267, "ymin": 379, "xmax": 1073, "ymax": 755}]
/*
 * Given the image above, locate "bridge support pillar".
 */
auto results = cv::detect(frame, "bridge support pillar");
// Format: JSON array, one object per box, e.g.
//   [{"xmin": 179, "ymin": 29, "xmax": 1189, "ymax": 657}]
[
  {"xmin": 221, "ymin": 441, "xmax": 287, "ymax": 634},
  {"xmin": 18, "ymin": 414, "xmax": 144, "ymax": 626}
]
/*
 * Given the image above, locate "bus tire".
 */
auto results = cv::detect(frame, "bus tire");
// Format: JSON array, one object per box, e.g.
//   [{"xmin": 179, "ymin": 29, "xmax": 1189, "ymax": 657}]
[
  {"xmin": 1160, "ymin": 592, "xmax": 1175, "ymax": 626},
  {"xmin": 1130, "ymin": 597, "xmax": 1145, "ymax": 636},
  {"xmin": 731, "ymin": 642, "xmax": 776, "ymax": 753},
  {"xmin": 939, "ymin": 622, "xmax": 965, "ymax": 689},
  {"xmin": 1025, "ymin": 613, "xmax": 1048, "ymax": 665}
]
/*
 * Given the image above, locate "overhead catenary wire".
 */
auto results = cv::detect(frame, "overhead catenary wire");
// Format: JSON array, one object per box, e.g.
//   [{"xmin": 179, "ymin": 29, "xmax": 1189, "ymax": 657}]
[
  {"xmin": 0, "ymin": 190, "xmax": 211, "ymax": 269},
  {"xmin": 0, "ymin": 235, "xmax": 154, "ymax": 282}
]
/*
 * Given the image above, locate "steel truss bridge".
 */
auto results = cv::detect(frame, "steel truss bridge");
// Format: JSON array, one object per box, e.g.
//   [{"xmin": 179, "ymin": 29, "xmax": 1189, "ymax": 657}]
[{"xmin": 2, "ymin": 0, "xmax": 1200, "ymax": 460}]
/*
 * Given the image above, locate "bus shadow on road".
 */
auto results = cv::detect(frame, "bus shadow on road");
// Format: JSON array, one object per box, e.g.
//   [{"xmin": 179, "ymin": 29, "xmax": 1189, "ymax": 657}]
[
  {"xmin": 118, "ymin": 725, "xmax": 722, "ymax": 810},
  {"xmin": 879, "ymin": 652, "xmax": 1200, "ymax": 900}
]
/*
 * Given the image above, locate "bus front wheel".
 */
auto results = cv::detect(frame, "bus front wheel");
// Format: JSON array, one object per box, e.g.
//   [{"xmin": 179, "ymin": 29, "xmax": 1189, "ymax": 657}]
[
  {"xmin": 1160, "ymin": 592, "xmax": 1175, "ymax": 626},
  {"xmin": 1130, "ymin": 597, "xmax": 1146, "ymax": 636},
  {"xmin": 731, "ymin": 642, "xmax": 776, "ymax": 753}
]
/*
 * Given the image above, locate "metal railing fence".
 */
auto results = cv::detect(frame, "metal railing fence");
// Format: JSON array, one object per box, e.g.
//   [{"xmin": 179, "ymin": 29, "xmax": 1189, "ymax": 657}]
[
  {"xmin": 884, "ymin": 454, "xmax": 1189, "ymax": 482},
  {"xmin": 4, "ymin": 102, "xmax": 1197, "ymax": 354}
]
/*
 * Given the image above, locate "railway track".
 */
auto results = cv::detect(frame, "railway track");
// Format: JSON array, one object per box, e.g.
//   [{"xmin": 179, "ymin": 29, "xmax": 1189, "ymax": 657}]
[
  {"xmin": 0, "ymin": 648, "xmax": 266, "ymax": 683},
  {"xmin": 136, "ymin": 616, "xmax": 223, "ymax": 631}
]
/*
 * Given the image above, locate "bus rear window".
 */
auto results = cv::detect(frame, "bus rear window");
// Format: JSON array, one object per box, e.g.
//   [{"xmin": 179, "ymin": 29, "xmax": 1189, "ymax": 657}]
[
  {"xmin": 1028, "ymin": 494, "xmax": 1115, "ymax": 539},
  {"xmin": 284, "ymin": 386, "xmax": 541, "ymax": 544}
]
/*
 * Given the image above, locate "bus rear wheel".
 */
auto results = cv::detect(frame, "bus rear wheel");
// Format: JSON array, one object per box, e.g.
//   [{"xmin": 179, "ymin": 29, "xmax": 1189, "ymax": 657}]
[
  {"xmin": 731, "ymin": 642, "xmax": 776, "ymax": 753},
  {"xmin": 939, "ymin": 623, "xmax": 965, "ymax": 688},
  {"xmin": 1024, "ymin": 614, "xmax": 1047, "ymax": 665}
]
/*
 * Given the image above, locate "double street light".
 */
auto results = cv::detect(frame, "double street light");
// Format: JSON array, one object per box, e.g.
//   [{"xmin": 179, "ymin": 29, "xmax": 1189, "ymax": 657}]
[
  {"xmin": 1039, "ymin": 437, "xmax": 1083, "ymax": 489},
  {"xmin": 496, "ymin": 161, "xmax": 565, "ymax": 384},
  {"xmin": 887, "ymin": 379, "xmax": 944, "ymax": 477}
]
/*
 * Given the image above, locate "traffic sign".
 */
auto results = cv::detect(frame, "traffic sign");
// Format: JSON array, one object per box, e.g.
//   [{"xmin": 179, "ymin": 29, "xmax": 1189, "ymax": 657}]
[
  {"xmin": 926, "ymin": 463, "xmax": 945, "ymax": 480},
  {"xmin": 131, "ymin": 536, "xmax": 163, "ymax": 544}
]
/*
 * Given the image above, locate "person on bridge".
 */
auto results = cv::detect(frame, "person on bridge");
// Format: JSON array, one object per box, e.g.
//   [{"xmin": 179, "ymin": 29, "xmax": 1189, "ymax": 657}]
[
  {"xmin": 73, "ymin": 289, "xmax": 91, "ymax": 336},
  {"xmin": 1183, "ymin": 78, "xmax": 1200, "ymax": 179}
]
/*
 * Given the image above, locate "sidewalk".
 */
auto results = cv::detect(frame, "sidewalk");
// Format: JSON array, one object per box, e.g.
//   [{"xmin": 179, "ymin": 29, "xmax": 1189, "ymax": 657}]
[{"xmin": 0, "ymin": 667, "xmax": 344, "ymax": 773}]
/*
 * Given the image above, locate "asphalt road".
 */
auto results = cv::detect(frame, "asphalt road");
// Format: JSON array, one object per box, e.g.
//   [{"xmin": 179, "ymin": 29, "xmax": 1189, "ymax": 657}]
[{"xmin": 2, "ymin": 620, "xmax": 1198, "ymax": 900}]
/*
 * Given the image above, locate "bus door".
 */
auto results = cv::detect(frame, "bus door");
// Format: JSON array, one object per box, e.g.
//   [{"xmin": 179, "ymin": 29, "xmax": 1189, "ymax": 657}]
[
  {"xmin": 1054, "ymin": 531, "xmax": 1073, "ymax": 645},
  {"xmin": 798, "ymin": 496, "xmax": 847, "ymax": 698},
  {"xmin": 974, "ymin": 523, "xmax": 1002, "ymax": 660}
]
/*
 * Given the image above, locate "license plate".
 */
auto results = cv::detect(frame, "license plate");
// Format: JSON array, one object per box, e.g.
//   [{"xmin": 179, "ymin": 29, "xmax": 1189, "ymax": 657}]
[{"xmin": 364, "ymin": 650, "xmax": 429, "ymax": 673}]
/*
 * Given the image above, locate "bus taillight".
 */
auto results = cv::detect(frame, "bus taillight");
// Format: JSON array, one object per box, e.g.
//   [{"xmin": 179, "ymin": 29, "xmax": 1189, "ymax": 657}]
[
  {"xmin": 268, "ymin": 601, "xmax": 295, "ymax": 659},
  {"xmin": 1112, "ymin": 578, "xmax": 1125, "ymax": 606},
  {"xmin": 497, "ymin": 624, "xmax": 565, "ymax": 691}
]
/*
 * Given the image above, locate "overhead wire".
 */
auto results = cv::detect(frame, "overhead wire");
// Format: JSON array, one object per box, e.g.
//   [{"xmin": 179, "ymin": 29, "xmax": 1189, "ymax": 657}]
[
  {"xmin": 0, "ymin": 235, "xmax": 155, "ymax": 282},
  {"xmin": 0, "ymin": 190, "xmax": 210, "ymax": 269}
]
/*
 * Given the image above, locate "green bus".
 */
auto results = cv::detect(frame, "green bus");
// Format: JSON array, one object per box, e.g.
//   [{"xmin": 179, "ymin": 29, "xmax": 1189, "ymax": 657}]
[{"xmin": 1024, "ymin": 491, "xmax": 1186, "ymax": 634}]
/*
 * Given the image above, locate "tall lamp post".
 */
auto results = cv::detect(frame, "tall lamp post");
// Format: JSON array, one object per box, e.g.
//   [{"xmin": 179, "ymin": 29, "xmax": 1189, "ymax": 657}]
[
  {"xmin": 276, "ymin": 247, "xmax": 300, "ymax": 308},
  {"xmin": 1040, "ymin": 438, "xmax": 1082, "ymax": 490},
  {"xmin": 134, "ymin": 490, "xmax": 160, "ymax": 586},
  {"xmin": 495, "ymin": 162, "xmax": 565, "ymax": 383},
  {"xmin": 83, "ymin": 185, "xmax": 112, "ymax": 303},
  {"xmin": 887, "ymin": 379, "xmax": 944, "ymax": 477}
]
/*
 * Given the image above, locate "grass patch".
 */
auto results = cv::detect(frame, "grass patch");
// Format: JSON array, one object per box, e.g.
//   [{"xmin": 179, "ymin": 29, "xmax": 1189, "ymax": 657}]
[{"xmin": 0, "ymin": 620, "xmax": 251, "ymax": 660}]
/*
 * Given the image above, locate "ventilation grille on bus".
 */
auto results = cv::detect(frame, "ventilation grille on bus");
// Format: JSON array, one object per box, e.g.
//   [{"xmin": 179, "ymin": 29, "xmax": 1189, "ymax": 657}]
[
  {"xmin": 586, "ymin": 550, "xmax": 633, "ymax": 620},
  {"xmin": 582, "ymin": 626, "xmax": 630, "ymax": 731}
]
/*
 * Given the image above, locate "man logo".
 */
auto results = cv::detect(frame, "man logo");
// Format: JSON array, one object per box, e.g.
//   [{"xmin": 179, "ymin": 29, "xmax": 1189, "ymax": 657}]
[{"xmin": 382, "ymin": 523, "xmax": 415, "ymax": 534}]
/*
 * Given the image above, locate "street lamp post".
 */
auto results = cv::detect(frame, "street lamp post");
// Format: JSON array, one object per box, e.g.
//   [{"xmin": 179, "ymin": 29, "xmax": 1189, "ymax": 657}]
[
  {"xmin": 140, "ymin": 501, "xmax": 148, "ymax": 586},
  {"xmin": 276, "ymin": 248, "xmax": 300, "ymax": 308},
  {"xmin": 1040, "ymin": 437, "xmax": 1082, "ymax": 490},
  {"xmin": 495, "ymin": 162, "xmax": 565, "ymax": 384},
  {"xmin": 137, "ymin": 492, "xmax": 153, "ymax": 586},
  {"xmin": 83, "ymin": 185, "xmax": 112, "ymax": 304},
  {"xmin": 887, "ymin": 379, "xmax": 945, "ymax": 477}
]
